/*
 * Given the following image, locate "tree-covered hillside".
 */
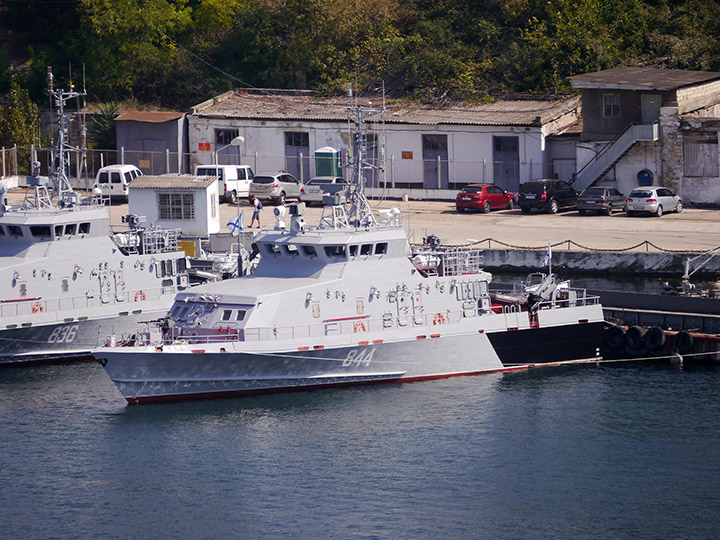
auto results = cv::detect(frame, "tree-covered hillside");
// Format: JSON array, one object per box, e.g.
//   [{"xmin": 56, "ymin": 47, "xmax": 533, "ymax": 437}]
[{"xmin": 1, "ymin": 0, "xmax": 720, "ymax": 110}]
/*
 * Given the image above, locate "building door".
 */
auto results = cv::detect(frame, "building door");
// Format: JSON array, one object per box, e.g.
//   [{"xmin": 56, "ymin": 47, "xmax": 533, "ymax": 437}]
[
  {"xmin": 285, "ymin": 132, "xmax": 310, "ymax": 182},
  {"xmin": 422, "ymin": 134, "xmax": 448, "ymax": 189},
  {"xmin": 641, "ymin": 94, "xmax": 662, "ymax": 123},
  {"xmin": 493, "ymin": 136, "xmax": 519, "ymax": 191}
]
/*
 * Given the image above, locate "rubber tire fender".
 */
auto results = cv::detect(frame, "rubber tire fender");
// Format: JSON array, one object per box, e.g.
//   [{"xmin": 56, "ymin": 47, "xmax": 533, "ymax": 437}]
[
  {"xmin": 643, "ymin": 326, "xmax": 666, "ymax": 352},
  {"xmin": 625, "ymin": 325, "xmax": 647, "ymax": 355},
  {"xmin": 672, "ymin": 330, "xmax": 694, "ymax": 354},
  {"xmin": 603, "ymin": 325, "xmax": 626, "ymax": 353}
]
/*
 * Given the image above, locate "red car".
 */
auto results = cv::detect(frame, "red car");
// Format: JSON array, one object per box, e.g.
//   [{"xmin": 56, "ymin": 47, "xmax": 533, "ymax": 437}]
[{"xmin": 456, "ymin": 184, "xmax": 516, "ymax": 213}]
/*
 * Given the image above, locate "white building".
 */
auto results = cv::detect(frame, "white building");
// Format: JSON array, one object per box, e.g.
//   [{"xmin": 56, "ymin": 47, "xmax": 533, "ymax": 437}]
[
  {"xmin": 128, "ymin": 174, "xmax": 220, "ymax": 237},
  {"xmin": 186, "ymin": 89, "xmax": 581, "ymax": 196}
]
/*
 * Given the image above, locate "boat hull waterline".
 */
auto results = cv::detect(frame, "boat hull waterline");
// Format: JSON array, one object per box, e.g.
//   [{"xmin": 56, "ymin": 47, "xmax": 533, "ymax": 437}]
[{"xmin": 97, "ymin": 322, "xmax": 604, "ymax": 404}]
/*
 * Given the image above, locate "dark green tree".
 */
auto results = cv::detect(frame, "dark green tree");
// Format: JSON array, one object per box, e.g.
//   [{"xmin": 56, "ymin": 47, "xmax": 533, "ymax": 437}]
[{"xmin": 0, "ymin": 77, "xmax": 41, "ymax": 171}]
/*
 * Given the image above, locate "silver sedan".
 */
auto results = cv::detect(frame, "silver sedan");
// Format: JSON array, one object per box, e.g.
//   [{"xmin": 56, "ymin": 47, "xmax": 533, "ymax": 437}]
[
  {"xmin": 626, "ymin": 187, "xmax": 683, "ymax": 217},
  {"xmin": 299, "ymin": 176, "xmax": 348, "ymax": 205}
]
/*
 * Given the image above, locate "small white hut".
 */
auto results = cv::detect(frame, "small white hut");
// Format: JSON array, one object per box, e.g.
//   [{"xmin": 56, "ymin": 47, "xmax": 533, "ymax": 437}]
[{"xmin": 128, "ymin": 174, "xmax": 220, "ymax": 237}]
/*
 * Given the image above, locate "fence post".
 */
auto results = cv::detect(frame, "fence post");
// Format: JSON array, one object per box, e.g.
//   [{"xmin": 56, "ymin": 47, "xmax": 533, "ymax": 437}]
[
  {"xmin": 121, "ymin": 146, "xmax": 125, "ymax": 165},
  {"xmin": 166, "ymin": 148, "xmax": 170, "ymax": 173},
  {"xmin": 437, "ymin": 156, "xmax": 442, "ymax": 189},
  {"xmin": 13, "ymin": 145, "xmax": 17, "ymax": 176},
  {"xmin": 391, "ymin": 154, "xmax": 395, "ymax": 189},
  {"xmin": 483, "ymin": 158, "xmax": 486, "ymax": 182},
  {"xmin": 1, "ymin": 147, "xmax": 4, "ymax": 177},
  {"xmin": 299, "ymin": 152, "xmax": 304, "ymax": 182}
]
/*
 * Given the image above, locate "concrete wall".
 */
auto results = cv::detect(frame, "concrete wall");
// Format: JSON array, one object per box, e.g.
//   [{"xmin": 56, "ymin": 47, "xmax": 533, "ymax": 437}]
[
  {"xmin": 676, "ymin": 79, "xmax": 720, "ymax": 114},
  {"xmin": 187, "ymin": 117, "xmax": 552, "ymax": 191}
]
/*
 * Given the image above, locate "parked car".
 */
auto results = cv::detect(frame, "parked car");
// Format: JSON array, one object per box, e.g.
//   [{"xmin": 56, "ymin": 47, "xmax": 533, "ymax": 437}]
[
  {"xmin": 93, "ymin": 164, "xmax": 142, "ymax": 200},
  {"xmin": 577, "ymin": 186, "xmax": 627, "ymax": 215},
  {"xmin": 626, "ymin": 186, "xmax": 683, "ymax": 217},
  {"xmin": 195, "ymin": 165, "xmax": 254, "ymax": 204},
  {"xmin": 249, "ymin": 172, "xmax": 303, "ymax": 204},
  {"xmin": 299, "ymin": 176, "xmax": 348, "ymax": 205},
  {"xmin": 518, "ymin": 179, "xmax": 578, "ymax": 214},
  {"xmin": 455, "ymin": 184, "xmax": 516, "ymax": 213}
]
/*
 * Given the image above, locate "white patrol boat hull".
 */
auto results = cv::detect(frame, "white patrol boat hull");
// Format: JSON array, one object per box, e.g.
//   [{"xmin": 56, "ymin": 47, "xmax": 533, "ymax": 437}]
[{"xmin": 97, "ymin": 327, "xmax": 511, "ymax": 404}]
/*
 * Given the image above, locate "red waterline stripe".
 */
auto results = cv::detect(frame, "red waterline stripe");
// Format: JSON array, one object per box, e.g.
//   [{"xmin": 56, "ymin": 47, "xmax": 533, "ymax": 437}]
[
  {"xmin": 322, "ymin": 315, "xmax": 369, "ymax": 322},
  {"xmin": 2, "ymin": 297, "xmax": 41, "ymax": 303}
]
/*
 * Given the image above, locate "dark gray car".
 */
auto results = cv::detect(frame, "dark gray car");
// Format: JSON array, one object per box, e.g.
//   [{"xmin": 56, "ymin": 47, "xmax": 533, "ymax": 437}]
[
  {"xmin": 577, "ymin": 186, "xmax": 626, "ymax": 215},
  {"xmin": 518, "ymin": 179, "xmax": 578, "ymax": 214}
]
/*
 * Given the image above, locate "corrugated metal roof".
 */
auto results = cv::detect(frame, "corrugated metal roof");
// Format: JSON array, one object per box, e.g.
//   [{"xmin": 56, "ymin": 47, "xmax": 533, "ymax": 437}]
[
  {"xmin": 570, "ymin": 67, "xmax": 720, "ymax": 91},
  {"xmin": 129, "ymin": 175, "xmax": 216, "ymax": 189},
  {"xmin": 192, "ymin": 90, "xmax": 580, "ymax": 127},
  {"xmin": 116, "ymin": 110, "xmax": 185, "ymax": 123}
]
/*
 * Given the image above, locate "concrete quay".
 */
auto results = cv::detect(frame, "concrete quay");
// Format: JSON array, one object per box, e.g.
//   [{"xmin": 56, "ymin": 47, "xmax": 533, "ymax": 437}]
[{"xmin": 221, "ymin": 198, "xmax": 720, "ymax": 277}]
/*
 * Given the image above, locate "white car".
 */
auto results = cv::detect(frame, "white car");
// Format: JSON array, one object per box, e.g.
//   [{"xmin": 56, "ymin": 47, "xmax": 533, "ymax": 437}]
[
  {"xmin": 299, "ymin": 176, "xmax": 348, "ymax": 205},
  {"xmin": 626, "ymin": 186, "xmax": 683, "ymax": 217}
]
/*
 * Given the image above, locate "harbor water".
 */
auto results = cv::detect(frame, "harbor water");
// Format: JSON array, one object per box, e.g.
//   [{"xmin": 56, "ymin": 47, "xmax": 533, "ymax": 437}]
[{"xmin": 1, "ymin": 360, "xmax": 719, "ymax": 539}]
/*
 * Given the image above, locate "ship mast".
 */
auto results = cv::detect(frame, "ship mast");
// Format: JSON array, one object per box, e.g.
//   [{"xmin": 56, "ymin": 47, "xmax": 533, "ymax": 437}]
[
  {"xmin": 344, "ymin": 84, "xmax": 383, "ymax": 228},
  {"xmin": 46, "ymin": 66, "xmax": 86, "ymax": 201}
]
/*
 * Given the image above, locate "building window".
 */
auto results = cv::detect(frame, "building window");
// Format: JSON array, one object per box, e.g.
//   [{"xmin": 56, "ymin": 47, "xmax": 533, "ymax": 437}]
[
  {"xmin": 603, "ymin": 94, "xmax": 620, "ymax": 118},
  {"xmin": 158, "ymin": 193, "xmax": 195, "ymax": 220},
  {"xmin": 215, "ymin": 129, "xmax": 239, "ymax": 146},
  {"xmin": 285, "ymin": 132, "xmax": 309, "ymax": 147}
]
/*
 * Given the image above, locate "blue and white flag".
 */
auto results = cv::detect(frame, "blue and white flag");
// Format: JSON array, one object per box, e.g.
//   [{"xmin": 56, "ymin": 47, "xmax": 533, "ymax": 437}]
[
  {"xmin": 541, "ymin": 242, "xmax": 552, "ymax": 267},
  {"xmin": 227, "ymin": 212, "xmax": 244, "ymax": 236}
]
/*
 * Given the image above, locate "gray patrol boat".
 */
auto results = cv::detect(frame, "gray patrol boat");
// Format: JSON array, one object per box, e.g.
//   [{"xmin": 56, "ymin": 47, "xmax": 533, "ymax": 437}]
[
  {"xmin": 95, "ymin": 92, "xmax": 605, "ymax": 404},
  {"xmin": 0, "ymin": 70, "xmax": 191, "ymax": 364}
]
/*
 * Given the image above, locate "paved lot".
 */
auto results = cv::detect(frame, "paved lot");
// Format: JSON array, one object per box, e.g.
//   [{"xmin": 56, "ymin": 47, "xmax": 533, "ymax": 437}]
[
  {"xmin": 215, "ymin": 198, "xmax": 720, "ymax": 253},
  {"xmin": 8, "ymin": 188, "xmax": 720, "ymax": 253}
]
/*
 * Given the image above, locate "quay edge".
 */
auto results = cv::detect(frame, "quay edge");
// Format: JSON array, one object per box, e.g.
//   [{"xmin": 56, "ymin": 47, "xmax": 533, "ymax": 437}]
[{"xmin": 479, "ymin": 248, "xmax": 720, "ymax": 277}]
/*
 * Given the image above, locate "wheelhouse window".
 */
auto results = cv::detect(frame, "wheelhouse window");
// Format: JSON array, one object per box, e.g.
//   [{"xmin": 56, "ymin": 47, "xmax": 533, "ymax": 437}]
[
  {"xmin": 30, "ymin": 225, "xmax": 52, "ymax": 238},
  {"xmin": 79, "ymin": 222, "xmax": 90, "ymax": 234},
  {"xmin": 283, "ymin": 244, "xmax": 299, "ymax": 256},
  {"xmin": 236, "ymin": 310, "xmax": 246, "ymax": 321},
  {"xmin": 360, "ymin": 244, "xmax": 373, "ymax": 256},
  {"xmin": 265, "ymin": 244, "xmax": 281, "ymax": 255},
  {"xmin": 603, "ymin": 94, "xmax": 620, "ymax": 118},
  {"xmin": 0, "ymin": 226, "xmax": 5, "ymax": 236},
  {"xmin": 324, "ymin": 245, "xmax": 346, "ymax": 259},
  {"xmin": 8, "ymin": 225, "xmax": 23, "ymax": 237},
  {"xmin": 54, "ymin": 225, "xmax": 63, "ymax": 237},
  {"xmin": 65, "ymin": 224, "xmax": 76, "ymax": 235},
  {"xmin": 302, "ymin": 245, "xmax": 317, "ymax": 257},
  {"xmin": 222, "ymin": 310, "xmax": 233, "ymax": 321},
  {"xmin": 376, "ymin": 242, "xmax": 388, "ymax": 255},
  {"xmin": 158, "ymin": 193, "xmax": 195, "ymax": 220},
  {"xmin": 349, "ymin": 245, "xmax": 359, "ymax": 257}
]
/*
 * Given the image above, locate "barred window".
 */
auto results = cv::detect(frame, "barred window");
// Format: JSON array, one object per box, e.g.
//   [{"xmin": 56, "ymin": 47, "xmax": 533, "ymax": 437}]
[
  {"xmin": 158, "ymin": 193, "xmax": 195, "ymax": 220},
  {"xmin": 215, "ymin": 129, "xmax": 239, "ymax": 146},
  {"xmin": 603, "ymin": 94, "xmax": 620, "ymax": 118}
]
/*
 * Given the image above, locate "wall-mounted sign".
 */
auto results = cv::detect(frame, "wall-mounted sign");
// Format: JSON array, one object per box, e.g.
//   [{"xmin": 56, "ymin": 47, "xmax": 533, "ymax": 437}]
[
  {"xmin": 401, "ymin": 151, "xmax": 413, "ymax": 160},
  {"xmin": 199, "ymin": 142, "xmax": 211, "ymax": 151}
]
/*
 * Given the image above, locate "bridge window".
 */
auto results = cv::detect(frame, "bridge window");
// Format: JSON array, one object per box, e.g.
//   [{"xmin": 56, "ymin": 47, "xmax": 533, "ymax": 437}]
[
  {"xmin": 79, "ymin": 223, "xmax": 90, "ymax": 234},
  {"xmin": 349, "ymin": 245, "xmax": 358, "ymax": 257},
  {"xmin": 360, "ymin": 244, "xmax": 373, "ymax": 256},
  {"xmin": 65, "ymin": 224, "xmax": 77, "ymax": 235},
  {"xmin": 324, "ymin": 245, "xmax": 346, "ymax": 259},
  {"xmin": 284, "ymin": 244, "xmax": 299, "ymax": 255},
  {"xmin": 265, "ymin": 244, "xmax": 281, "ymax": 255},
  {"xmin": 302, "ymin": 245, "xmax": 317, "ymax": 257},
  {"xmin": 222, "ymin": 309, "xmax": 232, "ymax": 321},
  {"xmin": 54, "ymin": 225, "xmax": 63, "ymax": 237},
  {"xmin": 376, "ymin": 242, "xmax": 388, "ymax": 255},
  {"xmin": 30, "ymin": 225, "xmax": 52, "ymax": 238},
  {"xmin": 8, "ymin": 225, "xmax": 23, "ymax": 237}
]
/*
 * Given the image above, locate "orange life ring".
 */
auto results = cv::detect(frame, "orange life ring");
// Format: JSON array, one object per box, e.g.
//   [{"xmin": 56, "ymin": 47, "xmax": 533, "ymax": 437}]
[
  {"xmin": 354, "ymin": 321, "xmax": 367, "ymax": 333},
  {"xmin": 433, "ymin": 313, "xmax": 446, "ymax": 325},
  {"xmin": 134, "ymin": 290, "xmax": 146, "ymax": 302},
  {"xmin": 32, "ymin": 302, "xmax": 43, "ymax": 313}
]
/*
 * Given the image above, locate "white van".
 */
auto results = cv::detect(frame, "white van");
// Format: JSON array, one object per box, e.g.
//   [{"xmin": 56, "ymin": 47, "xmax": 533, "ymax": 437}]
[
  {"xmin": 94, "ymin": 164, "xmax": 142, "ymax": 200},
  {"xmin": 194, "ymin": 165, "xmax": 254, "ymax": 204}
]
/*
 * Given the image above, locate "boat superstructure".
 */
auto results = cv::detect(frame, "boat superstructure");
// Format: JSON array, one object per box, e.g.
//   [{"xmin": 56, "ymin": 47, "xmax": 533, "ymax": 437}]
[
  {"xmin": 95, "ymin": 88, "xmax": 605, "ymax": 403},
  {"xmin": 0, "ymin": 69, "xmax": 191, "ymax": 364}
]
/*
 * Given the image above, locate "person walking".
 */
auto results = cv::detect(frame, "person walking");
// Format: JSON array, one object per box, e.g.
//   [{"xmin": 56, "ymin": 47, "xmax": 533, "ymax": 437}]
[{"xmin": 249, "ymin": 196, "xmax": 263, "ymax": 228}]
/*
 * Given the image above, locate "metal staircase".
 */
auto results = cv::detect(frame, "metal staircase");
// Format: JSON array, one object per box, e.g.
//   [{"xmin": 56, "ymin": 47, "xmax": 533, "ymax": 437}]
[{"xmin": 573, "ymin": 122, "xmax": 659, "ymax": 190}]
